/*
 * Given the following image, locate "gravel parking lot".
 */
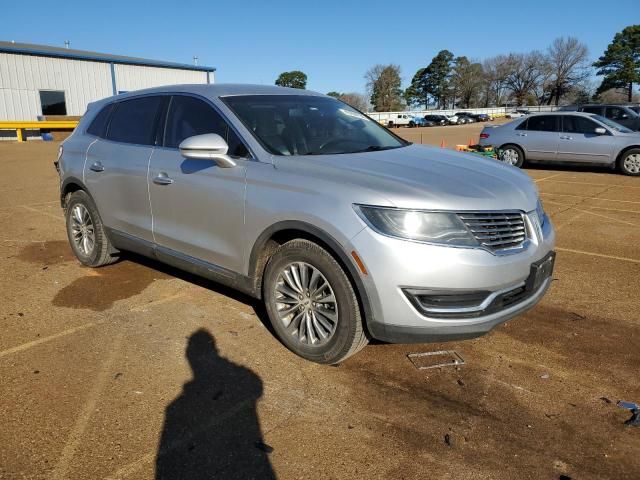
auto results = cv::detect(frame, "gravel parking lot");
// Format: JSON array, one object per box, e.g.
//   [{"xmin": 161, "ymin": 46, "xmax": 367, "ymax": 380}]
[{"xmin": 1, "ymin": 137, "xmax": 639, "ymax": 479}]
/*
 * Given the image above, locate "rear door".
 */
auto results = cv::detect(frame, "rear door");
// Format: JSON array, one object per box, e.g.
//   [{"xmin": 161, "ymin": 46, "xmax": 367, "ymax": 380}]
[
  {"xmin": 514, "ymin": 115, "xmax": 559, "ymax": 161},
  {"xmin": 85, "ymin": 96, "xmax": 164, "ymax": 241},
  {"xmin": 556, "ymin": 115, "xmax": 615, "ymax": 164},
  {"xmin": 148, "ymin": 94, "xmax": 249, "ymax": 272}
]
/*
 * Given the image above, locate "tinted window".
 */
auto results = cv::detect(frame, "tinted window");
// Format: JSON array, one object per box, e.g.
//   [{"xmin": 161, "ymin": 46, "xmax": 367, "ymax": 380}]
[
  {"xmin": 86, "ymin": 103, "xmax": 114, "ymax": 137},
  {"xmin": 164, "ymin": 95, "xmax": 249, "ymax": 157},
  {"xmin": 526, "ymin": 115, "xmax": 558, "ymax": 132},
  {"xmin": 582, "ymin": 106, "xmax": 602, "ymax": 115},
  {"xmin": 605, "ymin": 106, "xmax": 628, "ymax": 121},
  {"xmin": 562, "ymin": 116, "xmax": 600, "ymax": 134},
  {"xmin": 40, "ymin": 90, "xmax": 67, "ymax": 115},
  {"xmin": 107, "ymin": 97, "xmax": 163, "ymax": 145}
]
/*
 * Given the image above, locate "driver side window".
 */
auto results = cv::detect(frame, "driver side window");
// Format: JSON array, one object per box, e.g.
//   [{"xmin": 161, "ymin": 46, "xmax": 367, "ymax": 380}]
[
  {"xmin": 562, "ymin": 116, "xmax": 599, "ymax": 134},
  {"xmin": 164, "ymin": 96, "xmax": 249, "ymax": 157}
]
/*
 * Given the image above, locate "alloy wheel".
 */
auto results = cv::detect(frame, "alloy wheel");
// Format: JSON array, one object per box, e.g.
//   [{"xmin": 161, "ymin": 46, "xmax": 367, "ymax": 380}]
[
  {"xmin": 274, "ymin": 262, "xmax": 338, "ymax": 346},
  {"xmin": 501, "ymin": 148, "xmax": 519, "ymax": 166},
  {"xmin": 70, "ymin": 204, "xmax": 95, "ymax": 256}
]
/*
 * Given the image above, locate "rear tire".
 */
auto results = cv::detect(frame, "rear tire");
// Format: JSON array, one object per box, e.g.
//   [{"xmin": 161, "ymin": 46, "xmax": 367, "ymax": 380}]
[
  {"xmin": 499, "ymin": 144, "xmax": 525, "ymax": 168},
  {"xmin": 618, "ymin": 148, "xmax": 640, "ymax": 176},
  {"xmin": 65, "ymin": 190, "xmax": 119, "ymax": 267},
  {"xmin": 263, "ymin": 239, "xmax": 368, "ymax": 364}
]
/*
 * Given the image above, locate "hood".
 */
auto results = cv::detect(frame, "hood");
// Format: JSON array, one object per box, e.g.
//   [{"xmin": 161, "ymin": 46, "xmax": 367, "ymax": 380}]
[{"xmin": 274, "ymin": 144, "xmax": 539, "ymax": 212}]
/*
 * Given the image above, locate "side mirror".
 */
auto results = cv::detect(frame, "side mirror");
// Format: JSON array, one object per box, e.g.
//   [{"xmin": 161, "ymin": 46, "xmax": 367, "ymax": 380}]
[
  {"xmin": 178, "ymin": 133, "xmax": 236, "ymax": 168},
  {"xmin": 594, "ymin": 127, "xmax": 607, "ymax": 135}
]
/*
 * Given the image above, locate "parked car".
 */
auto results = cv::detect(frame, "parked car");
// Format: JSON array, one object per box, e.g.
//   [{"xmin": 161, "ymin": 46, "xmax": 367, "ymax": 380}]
[
  {"xmin": 58, "ymin": 84, "xmax": 556, "ymax": 364},
  {"xmin": 478, "ymin": 112, "xmax": 640, "ymax": 175},
  {"xmin": 572, "ymin": 104, "xmax": 640, "ymax": 131},
  {"xmin": 476, "ymin": 113, "xmax": 492, "ymax": 122},
  {"xmin": 386, "ymin": 113, "xmax": 413, "ymax": 128},
  {"xmin": 409, "ymin": 116, "xmax": 434, "ymax": 127},
  {"xmin": 445, "ymin": 114, "xmax": 461, "ymax": 125},
  {"xmin": 456, "ymin": 112, "xmax": 478, "ymax": 123},
  {"xmin": 423, "ymin": 114, "xmax": 448, "ymax": 126},
  {"xmin": 505, "ymin": 110, "xmax": 529, "ymax": 119}
]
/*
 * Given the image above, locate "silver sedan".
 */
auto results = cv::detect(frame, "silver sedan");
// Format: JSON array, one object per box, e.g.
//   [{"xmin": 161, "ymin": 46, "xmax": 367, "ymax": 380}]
[{"xmin": 479, "ymin": 112, "xmax": 640, "ymax": 175}]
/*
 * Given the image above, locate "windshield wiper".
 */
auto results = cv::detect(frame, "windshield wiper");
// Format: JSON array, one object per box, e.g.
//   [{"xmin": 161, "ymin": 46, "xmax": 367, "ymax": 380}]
[{"xmin": 352, "ymin": 145, "xmax": 402, "ymax": 153}]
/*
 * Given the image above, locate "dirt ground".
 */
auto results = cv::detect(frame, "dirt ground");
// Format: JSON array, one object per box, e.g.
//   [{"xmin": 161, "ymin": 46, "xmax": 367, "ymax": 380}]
[{"xmin": 0, "ymin": 133, "xmax": 639, "ymax": 480}]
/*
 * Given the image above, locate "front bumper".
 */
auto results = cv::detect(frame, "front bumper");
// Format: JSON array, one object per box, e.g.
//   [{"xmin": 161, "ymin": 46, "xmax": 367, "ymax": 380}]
[{"xmin": 350, "ymin": 214, "xmax": 555, "ymax": 343}]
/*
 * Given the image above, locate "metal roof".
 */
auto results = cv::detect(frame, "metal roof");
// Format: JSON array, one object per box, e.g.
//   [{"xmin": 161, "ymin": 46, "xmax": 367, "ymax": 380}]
[{"xmin": 0, "ymin": 41, "xmax": 215, "ymax": 72}]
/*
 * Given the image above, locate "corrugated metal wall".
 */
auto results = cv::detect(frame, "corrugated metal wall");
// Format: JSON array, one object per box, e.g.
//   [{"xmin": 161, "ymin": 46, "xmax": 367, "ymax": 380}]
[
  {"xmin": 0, "ymin": 53, "xmax": 112, "ymax": 119},
  {"xmin": 0, "ymin": 52, "xmax": 211, "ymax": 120},
  {"xmin": 114, "ymin": 64, "xmax": 208, "ymax": 92}
]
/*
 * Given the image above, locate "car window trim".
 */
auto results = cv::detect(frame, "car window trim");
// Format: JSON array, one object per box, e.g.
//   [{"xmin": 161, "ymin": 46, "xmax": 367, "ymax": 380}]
[{"xmin": 156, "ymin": 92, "xmax": 255, "ymax": 160}]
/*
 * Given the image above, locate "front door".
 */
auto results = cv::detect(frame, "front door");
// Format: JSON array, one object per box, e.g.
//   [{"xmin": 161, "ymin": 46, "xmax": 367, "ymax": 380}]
[
  {"xmin": 148, "ymin": 95, "xmax": 250, "ymax": 273},
  {"xmin": 84, "ymin": 96, "xmax": 164, "ymax": 242},
  {"xmin": 556, "ymin": 115, "xmax": 615, "ymax": 164}
]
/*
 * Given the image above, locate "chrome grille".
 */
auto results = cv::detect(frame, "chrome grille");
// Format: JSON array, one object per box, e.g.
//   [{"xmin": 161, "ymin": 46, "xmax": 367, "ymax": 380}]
[{"xmin": 457, "ymin": 211, "xmax": 527, "ymax": 251}]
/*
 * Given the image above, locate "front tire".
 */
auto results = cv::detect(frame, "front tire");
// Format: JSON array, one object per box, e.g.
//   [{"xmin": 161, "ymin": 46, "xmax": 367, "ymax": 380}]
[
  {"xmin": 263, "ymin": 239, "xmax": 368, "ymax": 364},
  {"xmin": 499, "ymin": 144, "xmax": 525, "ymax": 168},
  {"xmin": 618, "ymin": 148, "xmax": 640, "ymax": 176},
  {"xmin": 65, "ymin": 190, "xmax": 119, "ymax": 267}
]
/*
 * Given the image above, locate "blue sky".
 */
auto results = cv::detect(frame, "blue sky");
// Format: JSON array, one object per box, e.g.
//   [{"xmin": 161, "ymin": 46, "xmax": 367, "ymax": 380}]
[{"xmin": 3, "ymin": 0, "xmax": 638, "ymax": 94}]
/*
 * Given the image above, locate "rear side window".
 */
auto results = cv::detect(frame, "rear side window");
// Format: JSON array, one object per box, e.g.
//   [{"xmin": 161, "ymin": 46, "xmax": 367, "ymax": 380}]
[
  {"xmin": 164, "ymin": 95, "xmax": 249, "ymax": 157},
  {"xmin": 562, "ymin": 116, "xmax": 600, "ymax": 134},
  {"xmin": 86, "ymin": 103, "xmax": 113, "ymax": 138},
  {"xmin": 526, "ymin": 115, "xmax": 558, "ymax": 132},
  {"xmin": 582, "ymin": 106, "xmax": 602, "ymax": 115},
  {"xmin": 107, "ymin": 97, "xmax": 163, "ymax": 145}
]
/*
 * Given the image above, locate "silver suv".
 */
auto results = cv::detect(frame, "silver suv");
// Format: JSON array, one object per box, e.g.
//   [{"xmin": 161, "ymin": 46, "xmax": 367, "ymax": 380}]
[{"xmin": 57, "ymin": 84, "xmax": 555, "ymax": 364}]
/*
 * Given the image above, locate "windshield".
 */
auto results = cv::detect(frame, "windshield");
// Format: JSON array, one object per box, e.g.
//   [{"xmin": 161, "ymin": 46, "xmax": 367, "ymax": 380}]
[
  {"xmin": 592, "ymin": 114, "xmax": 633, "ymax": 133},
  {"xmin": 222, "ymin": 95, "xmax": 409, "ymax": 156}
]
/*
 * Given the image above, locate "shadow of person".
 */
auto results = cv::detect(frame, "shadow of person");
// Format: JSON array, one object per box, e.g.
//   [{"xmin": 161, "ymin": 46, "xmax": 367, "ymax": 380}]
[{"xmin": 156, "ymin": 329, "xmax": 275, "ymax": 480}]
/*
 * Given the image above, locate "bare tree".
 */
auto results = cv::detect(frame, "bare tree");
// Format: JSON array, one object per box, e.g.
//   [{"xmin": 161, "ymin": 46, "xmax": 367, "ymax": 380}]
[
  {"xmin": 546, "ymin": 37, "xmax": 590, "ymax": 105},
  {"xmin": 482, "ymin": 55, "xmax": 510, "ymax": 106},
  {"xmin": 450, "ymin": 56, "xmax": 484, "ymax": 108},
  {"xmin": 503, "ymin": 51, "xmax": 546, "ymax": 106},
  {"xmin": 337, "ymin": 92, "xmax": 369, "ymax": 112},
  {"xmin": 365, "ymin": 64, "xmax": 404, "ymax": 111}
]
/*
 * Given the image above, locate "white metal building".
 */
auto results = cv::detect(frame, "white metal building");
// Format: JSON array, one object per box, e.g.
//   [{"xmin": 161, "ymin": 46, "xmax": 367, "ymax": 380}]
[{"xmin": 0, "ymin": 41, "xmax": 215, "ymax": 120}]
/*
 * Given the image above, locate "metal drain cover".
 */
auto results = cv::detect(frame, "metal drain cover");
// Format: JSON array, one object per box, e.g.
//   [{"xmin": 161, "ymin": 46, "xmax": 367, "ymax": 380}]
[{"xmin": 407, "ymin": 350, "xmax": 465, "ymax": 370}]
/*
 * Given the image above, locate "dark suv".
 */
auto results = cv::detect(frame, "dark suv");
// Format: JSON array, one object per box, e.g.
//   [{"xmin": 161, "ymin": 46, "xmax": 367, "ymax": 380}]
[{"xmin": 573, "ymin": 105, "xmax": 640, "ymax": 131}]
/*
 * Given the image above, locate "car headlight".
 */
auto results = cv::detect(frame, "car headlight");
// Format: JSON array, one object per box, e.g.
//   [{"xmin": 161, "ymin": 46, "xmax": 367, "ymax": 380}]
[{"xmin": 355, "ymin": 205, "xmax": 479, "ymax": 246}]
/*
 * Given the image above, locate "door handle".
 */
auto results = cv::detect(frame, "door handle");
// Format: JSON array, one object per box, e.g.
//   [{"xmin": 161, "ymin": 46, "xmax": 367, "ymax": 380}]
[
  {"xmin": 559, "ymin": 135, "xmax": 573, "ymax": 140},
  {"xmin": 153, "ymin": 172, "xmax": 174, "ymax": 185},
  {"xmin": 516, "ymin": 133, "xmax": 527, "ymax": 137},
  {"xmin": 89, "ymin": 161, "xmax": 104, "ymax": 172}
]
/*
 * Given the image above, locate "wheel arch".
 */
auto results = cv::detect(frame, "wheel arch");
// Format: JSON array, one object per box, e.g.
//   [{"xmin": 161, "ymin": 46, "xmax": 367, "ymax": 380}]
[
  {"xmin": 615, "ymin": 145, "xmax": 640, "ymax": 165},
  {"xmin": 248, "ymin": 221, "xmax": 375, "ymax": 329},
  {"xmin": 60, "ymin": 176, "xmax": 94, "ymax": 208}
]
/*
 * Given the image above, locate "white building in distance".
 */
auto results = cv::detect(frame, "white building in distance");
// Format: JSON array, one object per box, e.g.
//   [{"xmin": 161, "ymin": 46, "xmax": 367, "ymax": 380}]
[{"xmin": 0, "ymin": 41, "xmax": 215, "ymax": 120}]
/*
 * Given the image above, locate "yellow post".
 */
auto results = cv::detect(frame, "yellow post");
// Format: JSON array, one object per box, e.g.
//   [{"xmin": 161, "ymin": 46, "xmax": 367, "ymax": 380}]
[{"xmin": 16, "ymin": 128, "xmax": 23, "ymax": 142}]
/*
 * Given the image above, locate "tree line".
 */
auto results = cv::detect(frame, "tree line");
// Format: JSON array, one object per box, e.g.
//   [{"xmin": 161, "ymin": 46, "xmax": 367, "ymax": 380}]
[{"xmin": 274, "ymin": 25, "xmax": 639, "ymax": 112}]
